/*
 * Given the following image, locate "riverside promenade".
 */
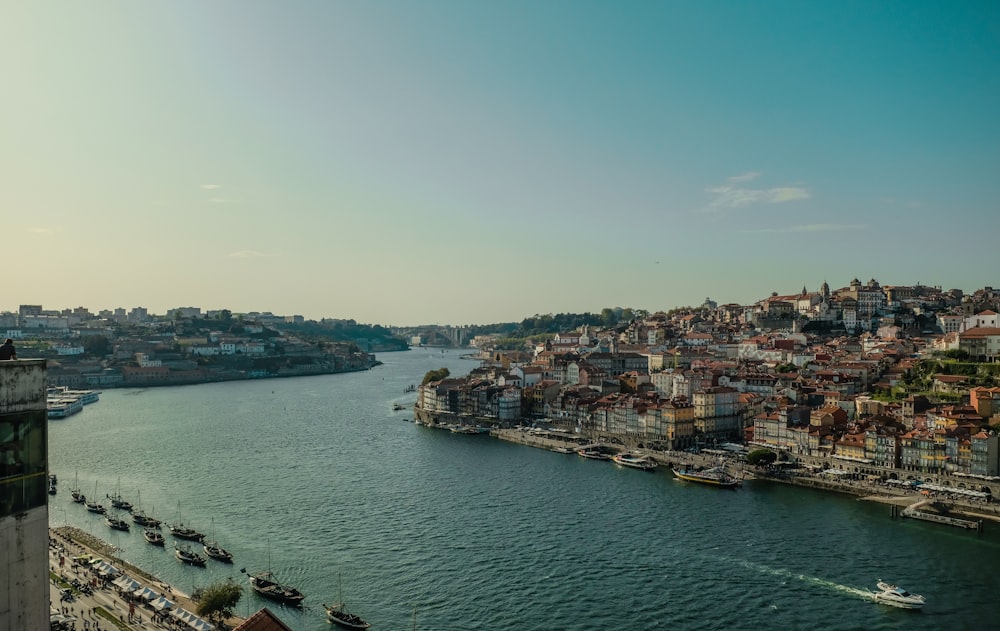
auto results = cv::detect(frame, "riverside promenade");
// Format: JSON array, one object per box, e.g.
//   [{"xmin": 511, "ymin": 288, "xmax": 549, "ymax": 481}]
[
  {"xmin": 48, "ymin": 526, "xmax": 245, "ymax": 630},
  {"xmin": 490, "ymin": 427, "xmax": 1000, "ymax": 527}
]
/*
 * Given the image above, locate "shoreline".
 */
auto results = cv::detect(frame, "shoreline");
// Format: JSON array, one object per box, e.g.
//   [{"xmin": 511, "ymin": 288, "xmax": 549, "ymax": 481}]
[
  {"xmin": 52, "ymin": 525, "xmax": 245, "ymax": 628},
  {"xmin": 489, "ymin": 427, "xmax": 1000, "ymax": 527}
]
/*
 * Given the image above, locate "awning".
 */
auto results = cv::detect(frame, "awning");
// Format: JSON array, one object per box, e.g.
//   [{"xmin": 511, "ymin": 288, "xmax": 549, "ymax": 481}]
[
  {"xmin": 133, "ymin": 586, "xmax": 160, "ymax": 601},
  {"xmin": 150, "ymin": 596, "xmax": 175, "ymax": 611}
]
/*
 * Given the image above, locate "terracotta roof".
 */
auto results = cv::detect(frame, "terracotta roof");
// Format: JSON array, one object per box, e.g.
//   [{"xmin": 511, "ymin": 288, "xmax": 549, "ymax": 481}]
[
  {"xmin": 959, "ymin": 327, "xmax": 1000, "ymax": 338},
  {"xmin": 234, "ymin": 608, "xmax": 295, "ymax": 631}
]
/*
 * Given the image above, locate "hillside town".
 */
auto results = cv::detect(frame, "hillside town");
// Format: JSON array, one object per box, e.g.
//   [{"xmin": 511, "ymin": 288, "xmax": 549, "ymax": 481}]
[
  {"xmin": 417, "ymin": 280, "xmax": 1000, "ymax": 479},
  {"xmin": 0, "ymin": 305, "xmax": 379, "ymax": 388}
]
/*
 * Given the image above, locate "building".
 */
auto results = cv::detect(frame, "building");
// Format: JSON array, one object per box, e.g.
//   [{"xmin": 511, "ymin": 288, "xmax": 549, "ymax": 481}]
[{"xmin": 1, "ymin": 359, "xmax": 49, "ymax": 631}]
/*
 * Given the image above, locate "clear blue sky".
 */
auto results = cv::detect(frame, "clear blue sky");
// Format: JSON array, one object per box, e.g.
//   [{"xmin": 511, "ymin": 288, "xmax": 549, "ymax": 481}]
[{"xmin": 3, "ymin": 2, "xmax": 997, "ymax": 325}]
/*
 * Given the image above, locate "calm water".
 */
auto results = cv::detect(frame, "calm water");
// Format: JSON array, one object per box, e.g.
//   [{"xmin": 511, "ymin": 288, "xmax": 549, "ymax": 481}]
[{"xmin": 48, "ymin": 349, "xmax": 1000, "ymax": 630}]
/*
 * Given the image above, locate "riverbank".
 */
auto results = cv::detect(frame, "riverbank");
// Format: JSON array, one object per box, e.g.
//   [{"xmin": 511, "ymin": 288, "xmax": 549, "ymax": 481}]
[
  {"xmin": 51, "ymin": 525, "xmax": 245, "ymax": 629},
  {"xmin": 490, "ymin": 427, "xmax": 1000, "ymax": 527}
]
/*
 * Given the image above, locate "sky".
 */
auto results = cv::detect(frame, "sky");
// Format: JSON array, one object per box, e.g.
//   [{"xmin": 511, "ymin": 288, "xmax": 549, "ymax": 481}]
[{"xmin": 2, "ymin": 2, "xmax": 998, "ymax": 326}]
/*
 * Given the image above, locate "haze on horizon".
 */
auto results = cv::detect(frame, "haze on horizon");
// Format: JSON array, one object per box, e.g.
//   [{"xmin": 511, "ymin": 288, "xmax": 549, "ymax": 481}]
[{"xmin": 3, "ymin": 2, "xmax": 997, "ymax": 327}]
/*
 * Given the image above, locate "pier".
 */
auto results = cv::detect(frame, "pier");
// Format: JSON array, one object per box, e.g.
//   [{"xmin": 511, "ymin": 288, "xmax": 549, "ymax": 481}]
[{"xmin": 891, "ymin": 500, "xmax": 984, "ymax": 532}]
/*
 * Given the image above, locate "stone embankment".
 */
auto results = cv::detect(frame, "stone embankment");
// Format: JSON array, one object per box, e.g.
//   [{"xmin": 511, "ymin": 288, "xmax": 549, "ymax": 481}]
[{"xmin": 489, "ymin": 428, "xmax": 1000, "ymax": 527}]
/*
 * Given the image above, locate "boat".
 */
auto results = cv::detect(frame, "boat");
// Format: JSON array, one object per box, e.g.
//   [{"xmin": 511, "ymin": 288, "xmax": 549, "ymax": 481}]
[
  {"xmin": 105, "ymin": 516, "xmax": 130, "ymax": 531},
  {"xmin": 131, "ymin": 494, "xmax": 161, "ymax": 527},
  {"xmin": 70, "ymin": 471, "xmax": 85, "ymax": 503},
  {"xmin": 577, "ymin": 447, "xmax": 612, "ymax": 460},
  {"xmin": 167, "ymin": 503, "xmax": 205, "ymax": 541},
  {"xmin": 323, "ymin": 575, "xmax": 370, "ymax": 629},
  {"xmin": 168, "ymin": 523, "xmax": 205, "ymax": 541},
  {"xmin": 872, "ymin": 580, "xmax": 925, "ymax": 609},
  {"xmin": 392, "ymin": 402, "xmax": 407, "ymax": 411},
  {"xmin": 203, "ymin": 519, "xmax": 233, "ymax": 563},
  {"xmin": 324, "ymin": 603, "xmax": 371, "ymax": 629},
  {"xmin": 550, "ymin": 446, "xmax": 576, "ymax": 454},
  {"xmin": 107, "ymin": 492, "xmax": 133, "ymax": 511},
  {"xmin": 106, "ymin": 478, "xmax": 133, "ymax": 511},
  {"xmin": 612, "ymin": 452, "xmax": 658, "ymax": 471},
  {"xmin": 143, "ymin": 529, "xmax": 165, "ymax": 546},
  {"xmin": 85, "ymin": 483, "xmax": 105, "ymax": 513},
  {"xmin": 242, "ymin": 541, "xmax": 305, "ymax": 606},
  {"xmin": 671, "ymin": 466, "xmax": 741, "ymax": 488},
  {"xmin": 242, "ymin": 569, "xmax": 305, "ymax": 606},
  {"xmin": 174, "ymin": 543, "xmax": 207, "ymax": 567},
  {"xmin": 47, "ymin": 394, "xmax": 84, "ymax": 419},
  {"xmin": 132, "ymin": 509, "xmax": 161, "ymax": 528},
  {"xmin": 449, "ymin": 424, "xmax": 486, "ymax": 434}
]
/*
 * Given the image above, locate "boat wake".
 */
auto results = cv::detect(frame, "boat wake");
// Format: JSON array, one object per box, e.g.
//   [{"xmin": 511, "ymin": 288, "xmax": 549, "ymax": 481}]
[{"xmin": 739, "ymin": 560, "xmax": 873, "ymax": 601}]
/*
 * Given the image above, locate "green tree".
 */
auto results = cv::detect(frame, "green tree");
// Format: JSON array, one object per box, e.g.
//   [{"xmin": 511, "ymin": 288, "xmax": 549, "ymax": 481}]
[
  {"xmin": 422, "ymin": 368, "xmax": 450, "ymax": 384},
  {"xmin": 195, "ymin": 580, "xmax": 242, "ymax": 625},
  {"xmin": 81, "ymin": 335, "xmax": 111, "ymax": 357},
  {"xmin": 746, "ymin": 449, "xmax": 777, "ymax": 467}
]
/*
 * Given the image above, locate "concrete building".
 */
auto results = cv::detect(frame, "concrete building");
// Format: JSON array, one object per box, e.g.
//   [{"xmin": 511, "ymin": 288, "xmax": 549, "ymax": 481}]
[{"xmin": 1, "ymin": 359, "xmax": 49, "ymax": 631}]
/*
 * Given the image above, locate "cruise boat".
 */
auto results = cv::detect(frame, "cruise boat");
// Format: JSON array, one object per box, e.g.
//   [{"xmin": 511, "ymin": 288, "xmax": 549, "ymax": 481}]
[
  {"xmin": 671, "ymin": 466, "xmax": 741, "ymax": 488},
  {"xmin": 873, "ymin": 580, "xmax": 925, "ymax": 609},
  {"xmin": 577, "ymin": 447, "xmax": 612, "ymax": 460},
  {"xmin": 242, "ymin": 569, "xmax": 305, "ymax": 606},
  {"xmin": 143, "ymin": 529, "xmax": 165, "ymax": 546},
  {"xmin": 174, "ymin": 543, "xmax": 207, "ymax": 567},
  {"xmin": 612, "ymin": 453, "xmax": 658, "ymax": 471},
  {"xmin": 47, "ymin": 396, "xmax": 84, "ymax": 419}
]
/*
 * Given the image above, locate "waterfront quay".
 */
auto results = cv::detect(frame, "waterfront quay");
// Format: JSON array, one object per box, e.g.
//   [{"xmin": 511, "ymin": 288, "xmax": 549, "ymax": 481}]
[
  {"xmin": 48, "ymin": 526, "xmax": 243, "ymax": 630},
  {"xmin": 486, "ymin": 426, "xmax": 1000, "ymax": 528}
]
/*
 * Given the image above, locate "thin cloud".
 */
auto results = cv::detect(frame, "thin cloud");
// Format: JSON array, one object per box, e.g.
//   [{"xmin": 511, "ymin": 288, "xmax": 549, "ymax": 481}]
[
  {"xmin": 27, "ymin": 227, "xmax": 52, "ymax": 234},
  {"xmin": 704, "ymin": 173, "xmax": 811, "ymax": 210},
  {"xmin": 227, "ymin": 250, "xmax": 273, "ymax": 259},
  {"xmin": 201, "ymin": 184, "xmax": 222, "ymax": 190},
  {"xmin": 741, "ymin": 223, "xmax": 867, "ymax": 233}
]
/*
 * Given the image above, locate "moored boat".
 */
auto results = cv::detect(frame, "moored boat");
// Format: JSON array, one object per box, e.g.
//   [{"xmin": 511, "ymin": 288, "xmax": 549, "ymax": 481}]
[
  {"xmin": 242, "ymin": 569, "xmax": 305, "ymax": 606},
  {"xmin": 168, "ymin": 523, "xmax": 206, "ymax": 541},
  {"xmin": 174, "ymin": 543, "xmax": 207, "ymax": 567},
  {"xmin": 203, "ymin": 518, "xmax": 233, "ymax": 562},
  {"xmin": 132, "ymin": 510, "xmax": 161, "ymax": 528},
  {"xmin": 872, "ymin": 580, "xmax": 925, "ymax": 609},
  {"xmin": 324, "ymin": 603, "xmax": 371, "ymax": 629},
  {"xmin": 672, "ymin": 466, "xmax": 741, "ymax": 488},
  {"xmin": 85, "ymin": 500, "xmax": 106, "ymax": 514},
  {"xmin": 105, "ymin": 516, "xmax": 130, "ymax": 531},
  {"xmin": 143, "ymin": 529, "xmax": 165, "ymax": 546},
  {"xmin": 577, "ymin": 447, "xmax": 612, "ymax": 460},
  {"xmin": 612, "ymin": 452, "xmax": 658, "ymax": 471},
  {"xmin": 324, "ymin": 575, "xmax": 370, "ymax": 629}
]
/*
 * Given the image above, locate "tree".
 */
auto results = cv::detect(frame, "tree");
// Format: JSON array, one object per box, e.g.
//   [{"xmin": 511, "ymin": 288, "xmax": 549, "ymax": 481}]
[
  {"xmin": 195, "ymin": 580, "xmax": 242, "ymax": 625},
  {"xmin": 746, "ymin": 449, "xmax": 777, "ymax": 467},
  {"xmin": 422, "ymin": 368, "xmax": 450, "ymax": 384},
  {"xmin": 81, "ymin": 335, "xmax": 111, "ymax": 357}
]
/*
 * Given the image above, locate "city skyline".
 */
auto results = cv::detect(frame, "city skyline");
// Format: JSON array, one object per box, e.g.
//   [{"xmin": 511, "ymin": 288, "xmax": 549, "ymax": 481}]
[{"xmin": 3, "ymin": 2, "xmax": 998, "ymax": 326}]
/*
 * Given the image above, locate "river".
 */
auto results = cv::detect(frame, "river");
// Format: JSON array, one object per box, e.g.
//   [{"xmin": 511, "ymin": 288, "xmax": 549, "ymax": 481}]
[{"xmin": 47, "ymin": 349, "xmax": 1000, "ymax": 630}]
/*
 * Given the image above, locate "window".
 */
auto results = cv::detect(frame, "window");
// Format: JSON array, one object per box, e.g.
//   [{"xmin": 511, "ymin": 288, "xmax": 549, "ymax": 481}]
[{"xmin": 1, "ymin": 410, "xmax": 48, "ymax": 516}]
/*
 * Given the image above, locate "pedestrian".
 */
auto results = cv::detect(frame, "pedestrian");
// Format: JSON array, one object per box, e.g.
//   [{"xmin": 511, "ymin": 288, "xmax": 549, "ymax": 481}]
[{"xmin": 0, "ymin": 338, "xmax": 15, "ymax": 360}]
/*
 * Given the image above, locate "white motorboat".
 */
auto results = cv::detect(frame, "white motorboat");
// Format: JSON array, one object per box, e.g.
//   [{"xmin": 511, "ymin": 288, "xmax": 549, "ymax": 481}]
[
  {"xmin": 873, "ymin": 580, "xmax": 925, "ymax": 609},
  {"xmin": 612, "ymin": 452, "xmax": 658, "ymax": 471}
]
